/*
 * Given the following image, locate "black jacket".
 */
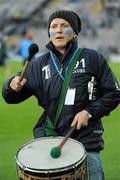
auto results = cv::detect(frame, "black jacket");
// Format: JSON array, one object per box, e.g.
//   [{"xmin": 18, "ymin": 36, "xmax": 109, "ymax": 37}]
[{"xmin": 2, "ymin": 40, "xmax": 120, "ymax": 151}]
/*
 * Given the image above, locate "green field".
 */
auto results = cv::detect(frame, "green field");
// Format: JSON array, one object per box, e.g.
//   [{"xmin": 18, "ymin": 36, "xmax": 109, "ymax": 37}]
[{"xmin": 0, "ymin": 60, "xmax": 120, "ymax": 180}]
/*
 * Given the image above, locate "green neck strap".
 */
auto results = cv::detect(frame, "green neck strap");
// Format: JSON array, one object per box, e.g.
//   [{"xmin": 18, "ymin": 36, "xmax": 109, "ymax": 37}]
[
  {"xmin": 46, "ymin": 47, "xmax": 82, "ymax": 136},
  {"xmin": 54, "ymin": 47, "xmax": 82, "ymax": 128}
]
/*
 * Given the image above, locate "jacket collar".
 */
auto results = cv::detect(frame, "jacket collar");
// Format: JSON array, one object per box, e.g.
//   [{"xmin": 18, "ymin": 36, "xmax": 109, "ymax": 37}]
[{"xmin": 46, "ymin": 38, "xmax": 78, "ymax": 63}]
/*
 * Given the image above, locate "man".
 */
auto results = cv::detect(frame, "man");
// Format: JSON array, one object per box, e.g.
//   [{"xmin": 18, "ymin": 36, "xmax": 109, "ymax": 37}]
[
  {"xmin": 0, "ymin": 33, "xmax": 9, "ymax": 79},
  {"xmin": 18, "ymin": 32, "xmax": 33, "ymax": 65},
  {"xmin": 2, "ymin": 10, "xmax": 120, "ymax": 180}
]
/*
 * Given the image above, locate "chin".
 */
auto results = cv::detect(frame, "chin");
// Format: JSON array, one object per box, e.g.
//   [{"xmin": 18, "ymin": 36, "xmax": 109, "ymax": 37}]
[{"xmin": 55, "ymin": 43, "xmax": 67, "ymax": 49}]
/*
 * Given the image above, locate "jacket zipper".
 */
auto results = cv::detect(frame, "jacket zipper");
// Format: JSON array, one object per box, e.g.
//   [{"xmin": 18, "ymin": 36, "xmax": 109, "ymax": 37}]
[{"xmin": 60, "ymin": 64, "xmax": 63, "ymax": 74}]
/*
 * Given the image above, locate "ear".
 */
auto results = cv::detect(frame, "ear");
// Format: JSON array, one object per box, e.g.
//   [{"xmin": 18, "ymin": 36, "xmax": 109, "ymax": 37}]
[{"xmin": 74, "ymin": 34, "xmax": 77, "ymax": 38}]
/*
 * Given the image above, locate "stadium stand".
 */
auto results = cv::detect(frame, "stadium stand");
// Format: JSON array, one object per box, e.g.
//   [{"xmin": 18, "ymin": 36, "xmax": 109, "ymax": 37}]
[{"xmin": 0, "ymin": 0, "xmax": 120, "ymax": 61}]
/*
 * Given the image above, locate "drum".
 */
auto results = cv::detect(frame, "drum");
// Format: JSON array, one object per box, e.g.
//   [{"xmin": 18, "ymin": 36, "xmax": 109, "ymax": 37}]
[{"xmin": 16, "ymin": 137, "xmax": 87, "ymax": 180}]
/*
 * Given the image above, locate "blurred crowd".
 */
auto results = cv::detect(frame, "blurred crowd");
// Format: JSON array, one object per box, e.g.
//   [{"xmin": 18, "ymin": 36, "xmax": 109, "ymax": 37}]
[{"xmin": 0, "ymin": 0, "xmax": 120, "ymax": 73}]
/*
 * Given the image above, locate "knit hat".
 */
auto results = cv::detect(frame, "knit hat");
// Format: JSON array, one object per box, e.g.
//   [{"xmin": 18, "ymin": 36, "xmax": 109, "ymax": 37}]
[{"xmin": 48, "ymin": 10, "xmax": 81, "ymax": 36}]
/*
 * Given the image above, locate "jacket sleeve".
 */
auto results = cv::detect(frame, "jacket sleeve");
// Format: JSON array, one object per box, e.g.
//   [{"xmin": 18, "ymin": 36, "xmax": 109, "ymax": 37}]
[
  {"xmin": 85, "ymin": 52, "xmax": 120, "ymax": 119},
  {"xmin": 2, "ymin": 76, "xmax": 33, "ymax": 104}
]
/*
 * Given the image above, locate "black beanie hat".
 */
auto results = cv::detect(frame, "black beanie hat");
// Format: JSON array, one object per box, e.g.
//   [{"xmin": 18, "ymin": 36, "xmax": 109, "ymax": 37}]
[{"xmin": 48, "ymin": 10, "xmax": 81, "ymax": 36}]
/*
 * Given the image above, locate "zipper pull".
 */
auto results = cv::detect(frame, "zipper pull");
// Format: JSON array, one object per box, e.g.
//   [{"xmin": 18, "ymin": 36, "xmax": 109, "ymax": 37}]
[{"xmin": 60, "ymin": 64, "xmax": 63, "ymax": 74}]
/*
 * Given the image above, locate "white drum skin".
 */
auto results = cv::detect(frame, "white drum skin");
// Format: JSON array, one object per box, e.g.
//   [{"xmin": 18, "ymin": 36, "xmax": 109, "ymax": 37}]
[{"xmin": 16, "ymin": 137, "xmax": 88, "ymax": 180}]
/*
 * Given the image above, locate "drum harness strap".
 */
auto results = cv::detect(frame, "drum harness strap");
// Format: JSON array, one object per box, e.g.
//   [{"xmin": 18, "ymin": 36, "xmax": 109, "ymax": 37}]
[{"xmin": 45, "ymin": 47, "xmax": 82, "ymax": 136}]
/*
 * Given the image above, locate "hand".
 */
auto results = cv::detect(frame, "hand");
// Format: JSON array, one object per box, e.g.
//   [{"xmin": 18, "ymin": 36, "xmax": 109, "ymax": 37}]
[
  {"xmin": 71, "ymin": 110, "xmax": 90, "ymax": 130},
  {"xmin": 10, "ymin": 76, "xmax": 27, "ymax": 92}
]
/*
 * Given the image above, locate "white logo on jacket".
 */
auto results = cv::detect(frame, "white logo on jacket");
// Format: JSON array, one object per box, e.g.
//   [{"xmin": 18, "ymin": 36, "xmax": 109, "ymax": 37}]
[
  {"xmin": 74, "ymin": 61, "xmax": 79, "ymax": 69},
  {"xmin": 73, "ymin": 58, "xmax": 86, "ymax": 74},
  {"xmin": 42, "ymin": 65, "xmax": 51, "ymax": 79}
]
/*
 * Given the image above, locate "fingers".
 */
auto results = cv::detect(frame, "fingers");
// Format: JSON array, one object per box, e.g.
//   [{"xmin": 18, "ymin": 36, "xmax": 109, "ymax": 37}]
[
  {"xmin": 71, "ymin": 115, "xmax": 79, "ymax": 128},
  {"xmin": 71, "ymin": 115, "xmax": 83, "ymax": 130},
  {"xmin": 71, "ymin": 110, "xmax": 89, "ymax": 130},
  {"xmin": 10, "ymin": 76, "xmax": 27, "ymax": 92}
]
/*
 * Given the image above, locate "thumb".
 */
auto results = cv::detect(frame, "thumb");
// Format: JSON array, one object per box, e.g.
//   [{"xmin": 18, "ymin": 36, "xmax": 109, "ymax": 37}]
[
  {"xmin": 71, "ymin": 116, "xmax": 78, "ymax": 127},
  {"xmin": 20, "ymin": 78, "xmax": 27, "ymax": 86}
]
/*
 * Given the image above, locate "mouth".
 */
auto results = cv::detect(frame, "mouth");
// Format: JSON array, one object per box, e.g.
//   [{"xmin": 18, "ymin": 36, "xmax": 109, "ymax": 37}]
[{"xmin": 55, "ymin": 37, "xmax": 64, "ymax": 40}]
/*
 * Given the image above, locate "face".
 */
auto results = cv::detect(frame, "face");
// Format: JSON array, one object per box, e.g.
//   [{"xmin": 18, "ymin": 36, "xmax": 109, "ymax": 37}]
[{"xmin": 49, "ymin": 18, "xmax": 77, "ymax": 50}]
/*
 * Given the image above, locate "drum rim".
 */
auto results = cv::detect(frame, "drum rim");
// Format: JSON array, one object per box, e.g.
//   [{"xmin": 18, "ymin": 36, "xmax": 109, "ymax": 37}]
[{"xmin": 16, "ymin": 137, "xmax": 87, "ymax": 174}]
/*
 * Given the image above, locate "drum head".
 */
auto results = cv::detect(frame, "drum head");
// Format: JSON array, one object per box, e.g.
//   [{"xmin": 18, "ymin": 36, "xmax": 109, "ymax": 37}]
[{"xmin": 16, "ymin": 137, "xmax": 86, "ymax": 172}]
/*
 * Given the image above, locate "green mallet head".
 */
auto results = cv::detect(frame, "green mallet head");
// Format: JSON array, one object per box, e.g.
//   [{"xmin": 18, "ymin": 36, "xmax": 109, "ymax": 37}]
[{"xmin": 50, "ymin": 146, "xmax": 61, "ymax": 158}]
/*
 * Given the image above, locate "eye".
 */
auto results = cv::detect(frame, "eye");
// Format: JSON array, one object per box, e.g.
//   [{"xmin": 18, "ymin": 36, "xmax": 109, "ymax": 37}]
[
  {"xmin": 62, "ymin": 24, "xmax": 70, "ymax": 28},
  {"xmin": 50, "ymin": 24, "xmax": 57, "ymax": 29}
]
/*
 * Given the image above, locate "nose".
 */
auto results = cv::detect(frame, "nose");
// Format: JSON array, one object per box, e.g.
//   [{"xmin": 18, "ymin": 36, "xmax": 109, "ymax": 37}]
[{"xmin": 56, "ymin": 25, "xmax": 62, "ymax": 33}]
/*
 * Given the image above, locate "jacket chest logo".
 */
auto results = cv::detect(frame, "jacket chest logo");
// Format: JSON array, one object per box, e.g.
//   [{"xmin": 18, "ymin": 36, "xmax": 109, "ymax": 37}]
[
  {"xmin": 42, "ymin": 65, "xmax": 51, "ymax": 79},
  {"xmin": 73, "ymin": 58, "xmax": 86, "ymax": 74}
]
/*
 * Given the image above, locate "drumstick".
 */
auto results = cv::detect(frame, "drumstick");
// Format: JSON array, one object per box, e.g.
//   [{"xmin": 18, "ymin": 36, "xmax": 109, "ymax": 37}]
[
  {"xmin": 50, "ymin": 126, "xmax": 76, "ymax": 158},
  {"xmin": 19, "ymin": 43, "xmax": 39, "ymax": 81}
]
